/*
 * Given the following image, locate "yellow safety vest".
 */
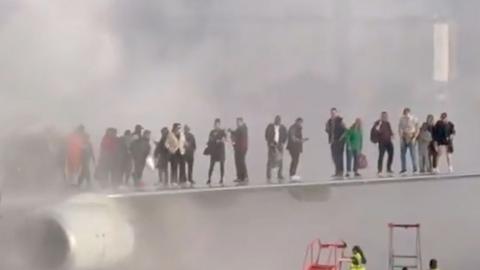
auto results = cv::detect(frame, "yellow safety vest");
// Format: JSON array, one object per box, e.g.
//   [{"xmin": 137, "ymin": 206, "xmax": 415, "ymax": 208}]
[{"xmin": 350, "ymin": 253, "xmax": 366, "ymax": 270}]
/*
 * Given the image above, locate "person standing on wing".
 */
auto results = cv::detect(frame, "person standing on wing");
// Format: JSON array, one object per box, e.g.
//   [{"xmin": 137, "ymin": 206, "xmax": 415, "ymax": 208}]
[
  {"xmin": 398, "ymin": 108, "xmax": 419, "ymax": 175},
  {"xmin": 287, "ymin": 117, "xmax": 308, "ymax": 182},
  {"xmin": 265, "ymin": 115, "xmax": 288, "ymax": 183},
  {"xmin": 371, "ymin": 112, "xmax": 394, "ymax": 177}
]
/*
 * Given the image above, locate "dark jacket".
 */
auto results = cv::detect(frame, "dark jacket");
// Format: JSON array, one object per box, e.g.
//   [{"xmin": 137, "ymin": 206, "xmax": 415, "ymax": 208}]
[
  {"xmin": 154, "ymin": 136, "xmax": 169, "ymax": 166},
  {"xmin": 373, "ymin": 120, "xmax": 394, "ymax": 144},
  {"xmin": 231, "ymin": 124, "xmax": 248, "ymax": 153},
  {"xmin": 287, "ymin": 123, "xmax": 303, "ymax": 153},
  {"xmin": 184, "ymin": 132, "xmax": 197, "ymax": 158},
  {"xmin": 265, "ymin": 123, "xmax": 288, "ymax": 147},
  {"xmin": 208, "ymin": 129, "xmax": 227, "ymax": 162},
  {"xmin": 326, "ymin": 117, "xmax": 347, "ymax": 144},
  {"xmin": 130, "ymin": 138, "xmax": 151, "ymax": 162},
  {"xmin": 432, "ymin": 121, "xmax": 455, "ymax": 145}
]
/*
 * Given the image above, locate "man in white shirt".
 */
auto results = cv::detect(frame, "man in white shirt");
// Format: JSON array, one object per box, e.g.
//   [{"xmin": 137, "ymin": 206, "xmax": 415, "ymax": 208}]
[
  {"xmin": 398, "ymin": 108, "xmax": 420, "ymax": 174},
  {"xmin": 265, "ymin": 115, "xmax": 288, "ymax": 183}
]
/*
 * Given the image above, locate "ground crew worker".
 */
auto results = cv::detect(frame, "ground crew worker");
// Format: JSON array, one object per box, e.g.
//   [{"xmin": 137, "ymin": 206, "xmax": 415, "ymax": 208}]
[
  {"xmin": 351, "ymin": 246, "xmax": 367, "ymax": 270},
  {"xmin": 350, "ymin": 257, "xmax": 365, "ymax": 270},
  {"xmin": 429, "ymin": 259, "xmax": 439, "ymax": 270}
]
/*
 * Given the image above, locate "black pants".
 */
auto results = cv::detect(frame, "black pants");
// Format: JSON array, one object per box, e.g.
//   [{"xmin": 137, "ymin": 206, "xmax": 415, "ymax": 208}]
[
  {"xmin": 429, "ymin": 142, "xmax": 438, "ymax": 169},
  {"xmin": 208, "ymin": 158, "xmax": 225, "ymax": 182},
  {"xmin": 133, "ymin": 159, "xmax": 146, "ymax": 183},
  {"xmin": 157, "ymin": 157, "xmax": 169, "ymax": 185},
  {"xmin": 77, "ymin": 163, "xmax": 91, "ymax": 186},
  {"xmin": 171, "ymin": 152, "xmax": 186, "ymax": 184},
  {"xmin": 185, "ymin": 155, "xmax": 194, "ymax": 182},
  {"xmin": 378, "ymin": 141, "xmax": 394, "ymax": 173},
  {"xmin": 289, "ymin": 150, "xmax": 301, "ymax": 176},
  {"xmin": 234, "ymin": 150, "xmax": 248, "ymax": 181},
  {"xmin": 331, "ymin": 141, "xmax": 345, "ymax": 175},
  {"xmin": 120, "ymin": 158, "xmax": 132, "ymax": 185},
  {"xmin": 267, "ymin": 146, "xmax": 284, "ymax": 180}
]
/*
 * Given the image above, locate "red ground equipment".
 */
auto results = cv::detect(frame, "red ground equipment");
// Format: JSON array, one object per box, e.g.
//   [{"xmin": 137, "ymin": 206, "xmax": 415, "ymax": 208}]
[
  {"xmin": 303, "ymin": 239, "xmax": 348, "ymax": 270},
  {"xmin": 388, "ymin": 223, "xmax": 422, "ymax": 270}
]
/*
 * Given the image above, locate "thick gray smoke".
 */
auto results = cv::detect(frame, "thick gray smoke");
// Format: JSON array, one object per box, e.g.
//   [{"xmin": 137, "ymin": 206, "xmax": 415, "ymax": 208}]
[
  {"xmin": 1, "ymin": 0, "xmax": 479, "ymax": 183},
  {"xmin": 0, "ymin": 0, "xmax": 479, "ymax": 269}
]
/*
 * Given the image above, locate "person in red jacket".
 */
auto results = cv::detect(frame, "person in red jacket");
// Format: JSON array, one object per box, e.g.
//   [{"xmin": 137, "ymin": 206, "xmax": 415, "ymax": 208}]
[{"xmin": 230, "ymin": 117, "xmax": 249, "ymax": 184}]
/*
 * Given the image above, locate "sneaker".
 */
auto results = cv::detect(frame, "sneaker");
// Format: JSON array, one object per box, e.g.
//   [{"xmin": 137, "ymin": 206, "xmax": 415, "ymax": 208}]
[
  {"xmin": 354, "ymin": 172, "xmax": 361, "ymax": 177},
  {"xmin": 377, "ymin": 172, "xmax": 384, "ymax": 178},
  {"xmin": 448, "ymin": 166, "xmax": 454, "ymax": 173},
  {"xmin": 399, "ymin": 170, "xmax": 407, "ymax": 175},
  {"xmin": 432, "ymin": 168, "xmax": 439, "ymax": 174},
  {"xmin": 206, "ymin": 180, "xmax": 211, "ymax": 185},
  {"xmin": 290, "ymin": 175, "xmax": 302, "ymax": 182},
  {"xmin": 233, "ymin": 179, "xmax": 241, "ymax": 183},
  {"xmin": 345, "ymin": 173, "xmax": 350, "ymax": 178}
]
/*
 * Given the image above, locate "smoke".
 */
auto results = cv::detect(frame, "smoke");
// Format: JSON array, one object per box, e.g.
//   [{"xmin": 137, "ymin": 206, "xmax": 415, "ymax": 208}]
[{"xmin": 1, "ymin": 0, "xmax": 479, "ymax": 184}]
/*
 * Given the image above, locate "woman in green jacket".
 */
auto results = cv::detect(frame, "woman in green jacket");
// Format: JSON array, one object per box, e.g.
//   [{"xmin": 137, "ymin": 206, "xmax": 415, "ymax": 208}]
[{"xmin": 344, "ymin": 118, "xmax": 363, "ymax": 177}]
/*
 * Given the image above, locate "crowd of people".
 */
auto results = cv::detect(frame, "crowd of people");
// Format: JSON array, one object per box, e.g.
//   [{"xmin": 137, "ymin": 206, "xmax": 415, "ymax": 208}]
[
  {"xmin": 61, "ymin": 106, "xmax": 456, "ymax": 189},
  {"xmin": 327, "ymin": 107, "xmax": 456, "ymax": 178}
]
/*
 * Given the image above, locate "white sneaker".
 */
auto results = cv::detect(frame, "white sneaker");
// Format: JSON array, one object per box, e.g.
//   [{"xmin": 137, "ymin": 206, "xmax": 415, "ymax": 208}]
[
  {"xmin": 290, "ymin": 175, "xmax": 302, "ymax": 182},
  {"xmin": 432, "ymin": 167, "xmax": 439, "ymax": 174},
  {"xmin": 448, "ymin": 166, "xmax": 454, "ymax": 173}
]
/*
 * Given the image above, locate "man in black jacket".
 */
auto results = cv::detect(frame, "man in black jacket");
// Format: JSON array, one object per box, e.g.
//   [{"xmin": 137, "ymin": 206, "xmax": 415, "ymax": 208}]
[
  {"xmin": 130, "ymin": 130, "xmax": 151, "ymax": 187},
  {"xmin": 325, "ymin": 108, "xmax": 347, "ymax": 177},
  {"xmin": 230, "ymin": 118, "xmax": 249, "ymax": 184},
  {"xmin": 265, "ymin": 115, "xmax": 288, "ymax": 182},
  {"xmin": 184, "ymin": 125, "xmax": 196, "ymax": 184},
  {"xmin": 287, "ymin": 117, "xmax": 308, "ymax": 181},
  {"xmin": 371, "ymin": 111, "xmax": 394, "ymax": 176},
  {"xmin": 432, "ymin": 112, "xmax": 455, "ymax": 173}
]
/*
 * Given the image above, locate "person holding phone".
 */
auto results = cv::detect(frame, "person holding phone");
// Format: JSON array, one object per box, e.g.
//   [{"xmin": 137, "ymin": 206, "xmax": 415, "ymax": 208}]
[{"xmin": 287, "ymin": 117, "xmax": 308, "ymax": 181}]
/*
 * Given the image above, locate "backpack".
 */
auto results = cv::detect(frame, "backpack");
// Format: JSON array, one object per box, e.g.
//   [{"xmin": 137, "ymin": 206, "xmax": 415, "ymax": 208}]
[{"xmin": 370, "ymin": 122, "xmax": 380, "ymax": 143}]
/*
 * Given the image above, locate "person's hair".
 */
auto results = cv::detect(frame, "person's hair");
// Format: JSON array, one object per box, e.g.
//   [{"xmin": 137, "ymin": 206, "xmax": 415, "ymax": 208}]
[
  {"xmin": 441, "ymin": 112, "xmax": 448, "ymax": 119},
  {"xmin": 124, "ymin": 130, "xmax": 131, "ymax": 136},
  {"xmin": 352, "ymin": 246, "xmax": 367, "ymax": 264},
  {"xmin": 161, "ymin": 127, "xmax": 169, "ymax": 136},
  {"xmin": 214, "ymin": 118, "xmax": 221, "ymax": 125},
  {"xmin": 351, "ymin": 118, "xmax": 362, "ymax": 131},
  {"xmin": 331, "ymin": 107, "xmax": 337, "ymax": 112},
  {"xmin": 134, "ymin": 124, "xmax": 143, "ymax": 131},
  {"xmin": 429, "ymin": 259, "xmax": 438, "ymax": 269},
  {"xmin": 420, "ymin": 122, "xmax": 429, "ymax": 132},
  {"xmin": 403, "ymin": 108, "xmax": 411, "ymax": 115},
  {"xmin": 237, "ymin": 117, "xmax": 244, "ymax": 122},
  {"xmin": 172, "ymin": 123, "xmax": 181, "ymax": 131},
  {"xmin": 295, "ymin": 117, "xmax": 303, "ymax": 123},
  {"xmin": 143, "ymin": 129, "xmax": 151, "ymax": 136}
]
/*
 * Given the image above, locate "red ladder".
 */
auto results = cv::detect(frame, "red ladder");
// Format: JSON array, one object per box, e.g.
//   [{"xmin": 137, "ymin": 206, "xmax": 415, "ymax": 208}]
[
  {"xmin": 303, "ymin": 239, "xmax": 348, "ymax": 270},
  {"xmin": 388, "ymin": 223, "xmax": 422, "ymax": 270}
]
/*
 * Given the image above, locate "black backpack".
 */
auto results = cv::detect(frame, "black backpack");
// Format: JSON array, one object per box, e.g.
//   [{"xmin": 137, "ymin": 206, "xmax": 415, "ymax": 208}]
[{"xmin": 370, "ymin": 122, "xmax": 380, "ymax": 144}]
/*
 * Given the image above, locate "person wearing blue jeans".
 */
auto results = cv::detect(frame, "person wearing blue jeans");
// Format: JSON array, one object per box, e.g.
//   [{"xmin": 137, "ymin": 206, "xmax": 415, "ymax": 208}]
[
  {"xmin": 400, "ymin": 138, "xmax": 418, "ymax": 173},
  {"xmin": 398, "ymin": 108, "xmax": 419, "ymax": 174}
]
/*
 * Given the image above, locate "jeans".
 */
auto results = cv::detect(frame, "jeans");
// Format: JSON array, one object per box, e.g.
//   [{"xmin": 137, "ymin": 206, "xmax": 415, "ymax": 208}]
[
  {"xmin": 401, "ymin": 140, "xmax": 418, "ymax": 172},
  {"xmin": 208, "ymin": 158, "xmax": 225, "ymax": 182},
  {"xmin": 331, "ymin": 141, "xmax": 345, "ymax": 175},
  {"xmin": 378, "ymin": 141, "xmax": 394, "ymax": 173},
  {"xmin": 346, "ymin": 149, "xmax": 360, "ymax": 173}
]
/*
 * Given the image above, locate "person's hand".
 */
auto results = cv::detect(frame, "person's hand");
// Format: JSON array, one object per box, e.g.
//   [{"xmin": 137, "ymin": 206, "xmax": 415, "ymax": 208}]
[{"xmin": 303, "ymin": 138, "xmax": 310, "ymax": 142}]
